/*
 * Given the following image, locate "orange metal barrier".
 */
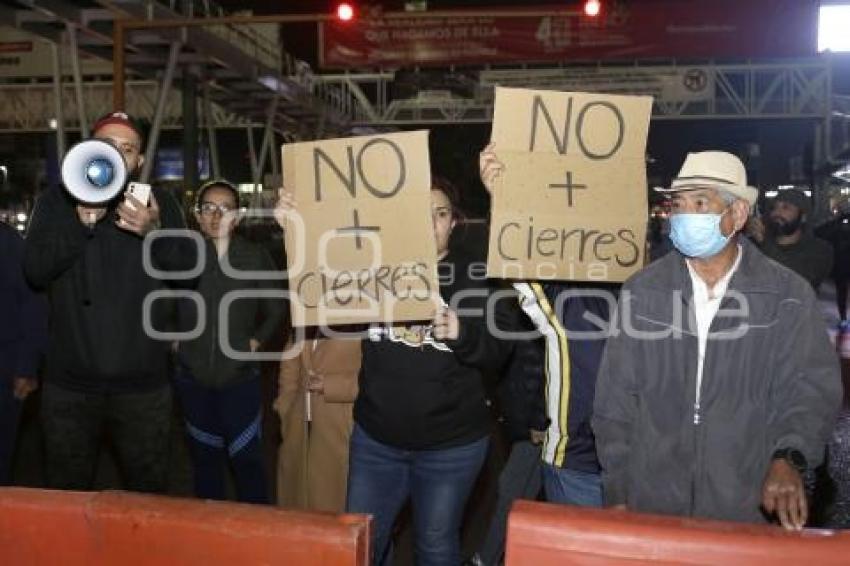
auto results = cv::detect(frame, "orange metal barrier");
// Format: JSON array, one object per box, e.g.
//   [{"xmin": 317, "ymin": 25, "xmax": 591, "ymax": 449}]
[
  {"xmin": 506, "ymin": 500, "xmax": 850, "ymax": 565},
  {"xmin": 0, "ymin": 487, "xmax": 370, "ymax": 566}
]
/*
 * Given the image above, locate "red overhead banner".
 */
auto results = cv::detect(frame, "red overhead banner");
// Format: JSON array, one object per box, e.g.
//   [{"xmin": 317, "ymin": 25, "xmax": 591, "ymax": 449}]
[{"xmin": 319, "ymin": 0, "xmax": 818, "ymax": 69}]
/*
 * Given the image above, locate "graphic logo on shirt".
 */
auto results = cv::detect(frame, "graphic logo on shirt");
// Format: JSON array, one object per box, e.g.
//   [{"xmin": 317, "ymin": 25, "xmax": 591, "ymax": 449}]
[{"xmin": 368, "ymin": 324, "xmax": 452, "ymax": 352}]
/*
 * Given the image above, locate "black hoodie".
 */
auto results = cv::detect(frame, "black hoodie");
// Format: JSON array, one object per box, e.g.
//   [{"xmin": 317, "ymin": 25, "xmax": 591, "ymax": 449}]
[
  {"xmin": 23, "ymin": 185, "xmax": 197, "ymax": 393},
  {"xmin": 354, "ymin": 250, "xmax": 517, "ymax": 450}
]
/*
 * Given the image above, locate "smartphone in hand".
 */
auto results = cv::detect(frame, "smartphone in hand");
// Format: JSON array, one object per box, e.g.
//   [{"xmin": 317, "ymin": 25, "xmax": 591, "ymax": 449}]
[{"xmin": 125, "ymin": 182, "xmax": 151, "ymax": 211}]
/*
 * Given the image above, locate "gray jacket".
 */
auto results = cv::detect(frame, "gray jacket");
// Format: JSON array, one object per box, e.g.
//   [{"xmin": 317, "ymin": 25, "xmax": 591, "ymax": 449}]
[{"xmin": 592, "ymin": 238, "xmax": 841, "ymax": 523}]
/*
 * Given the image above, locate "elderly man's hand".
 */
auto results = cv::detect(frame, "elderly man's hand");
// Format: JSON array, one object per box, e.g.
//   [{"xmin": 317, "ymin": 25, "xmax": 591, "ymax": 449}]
[
  {"xmin": 116, "ymin": 191, "xmax": 161, "ymax": 236},
  {"xmin": 762, "ymin": 458, "xmax": 807, "ymax": 531}
]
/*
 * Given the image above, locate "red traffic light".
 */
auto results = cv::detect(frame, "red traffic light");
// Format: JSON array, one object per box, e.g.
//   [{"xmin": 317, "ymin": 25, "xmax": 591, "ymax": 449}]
[
  {"xmin": 584, "ymin": 0, "xmax": 601, "ymax": 17},
  {"xmin": 336, "ymin": 3, "xmax": 355, "ymax": 22}
]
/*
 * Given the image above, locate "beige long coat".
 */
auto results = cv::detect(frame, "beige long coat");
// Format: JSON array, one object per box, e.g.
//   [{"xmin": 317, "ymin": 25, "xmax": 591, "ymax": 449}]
[{"xmin": 275, "ymin": 337, "xmax": 361, "ymax": 513}]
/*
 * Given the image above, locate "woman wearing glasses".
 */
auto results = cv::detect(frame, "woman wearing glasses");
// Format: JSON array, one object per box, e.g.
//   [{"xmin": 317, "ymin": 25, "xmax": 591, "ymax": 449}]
[{"xmin": 173, "ymin": 180, "xmax": 283, "ymax": 503}]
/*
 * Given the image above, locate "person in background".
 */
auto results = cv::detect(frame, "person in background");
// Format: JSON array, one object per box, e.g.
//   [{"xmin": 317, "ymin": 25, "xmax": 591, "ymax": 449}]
[
  {"xmin": 468, "ymin": 145, "xmax": 613, "ymax": 566},
  {"xmin": 467, "ymin": 332, "xmax": 547, "ymax": 566},
  {"xmin": 0, "ymin": 220, "xmax": 47, "ymax": 485},
  {"xmin": 816, "ymin": 204, "xmax": 850, "ymax": 323},
  {"xmin": 173, "ymin": 180, "xmax": 283, "ymax": 504},
  {"xmin": 24, "ymin": 111, "xmax": 195, "ymax": 493},
  {"xmin": 273, "ymin": 191, "xmax": 363, "ymax": 513},
  {"xmin": 275, "ymin": 329, "xmax": 361, "ymax": 513},
  {"xmin": 749, "ymin": 188, "xmax": 833, "ymax": 291}
]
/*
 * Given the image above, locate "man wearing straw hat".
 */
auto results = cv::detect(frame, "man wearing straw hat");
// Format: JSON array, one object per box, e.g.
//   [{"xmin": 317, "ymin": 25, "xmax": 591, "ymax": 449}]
[{"xmin": 593, "ymin": 151, "xmax": 842, "ymax": 530}]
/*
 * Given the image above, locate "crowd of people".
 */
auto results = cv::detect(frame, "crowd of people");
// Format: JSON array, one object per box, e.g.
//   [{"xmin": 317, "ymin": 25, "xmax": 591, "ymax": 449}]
[{"xmin": 0, "ymin": 111, "xmax": 847, "ymax": 566}]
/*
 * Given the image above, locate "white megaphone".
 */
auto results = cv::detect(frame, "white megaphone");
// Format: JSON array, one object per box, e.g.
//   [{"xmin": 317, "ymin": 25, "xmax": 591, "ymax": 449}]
[{"xmin": 60, "ymin": 139, "xmax": 128, "ymax": 204}]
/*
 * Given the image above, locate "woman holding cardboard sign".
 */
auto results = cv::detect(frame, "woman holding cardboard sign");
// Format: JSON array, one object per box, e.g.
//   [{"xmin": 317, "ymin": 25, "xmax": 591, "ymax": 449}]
[{"xmin": 276, "ymin": 178, "xmax": 516, "ymax": 566}]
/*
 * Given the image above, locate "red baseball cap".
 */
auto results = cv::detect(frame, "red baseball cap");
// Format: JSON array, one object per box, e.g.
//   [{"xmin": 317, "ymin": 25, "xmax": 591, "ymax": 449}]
[{"xmin": 91, "ymin": 111, "xmax": 143, "ymax": 141}]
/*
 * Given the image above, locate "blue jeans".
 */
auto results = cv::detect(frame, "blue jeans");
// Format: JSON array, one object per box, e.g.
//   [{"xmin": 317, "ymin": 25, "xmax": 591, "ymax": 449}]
[
  {"xmin": 542, "ymin": 463, "xmax": 603, "ymax": 507},
  {"xmin": 173, "ymin": 365, "xmax": 267, "ymax": 504},
  {"xmin": 345, "ymin": 424, "xmax": 489, "ymax": 566}
]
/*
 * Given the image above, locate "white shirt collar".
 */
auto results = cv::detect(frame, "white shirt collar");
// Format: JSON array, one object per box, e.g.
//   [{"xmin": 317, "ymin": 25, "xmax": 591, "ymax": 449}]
[{"xmin": 685, "ymin": 244, "xmax": 743, "ymax": 301}]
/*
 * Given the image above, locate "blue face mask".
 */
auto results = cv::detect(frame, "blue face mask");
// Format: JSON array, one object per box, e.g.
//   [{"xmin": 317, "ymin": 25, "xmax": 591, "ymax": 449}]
[{"xmin": 669, "ymin": 212, "xmax": 730, "ymax": 258}]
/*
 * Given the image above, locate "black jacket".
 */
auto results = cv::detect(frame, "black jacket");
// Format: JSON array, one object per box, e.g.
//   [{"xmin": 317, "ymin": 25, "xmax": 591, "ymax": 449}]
[
  {"xmin": 176, "ymin": 236, "xmax": 284, "ymax": 388},
  {"xmin": 354, "ymin": 250, "xmax": 517, "ymax": 450},
  {"xmin": 23, "ymin": 185, "xmax": 197, "ymax": 393},
  {"xmin": 496, "ymin": 318, "xmax": 548, "ymax": 443},
  {"xmin": 0, "ymin": 222, "xmax": 47, "ymax": 379}
]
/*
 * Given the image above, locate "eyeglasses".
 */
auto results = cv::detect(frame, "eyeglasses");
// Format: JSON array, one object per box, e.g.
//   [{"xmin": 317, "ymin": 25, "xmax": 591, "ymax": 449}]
[{"xmin": 196, "ymin": 202, "xmax": 237, "ymax": 216}]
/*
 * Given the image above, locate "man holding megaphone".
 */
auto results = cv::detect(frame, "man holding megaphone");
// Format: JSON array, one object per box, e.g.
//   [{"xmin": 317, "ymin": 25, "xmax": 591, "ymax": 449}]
[
  {"xmin": 23, "ymin": 111, "xmax": 197, "ymax": 494},
  {"xmin": 67, "ymin": 112, "xmax": 157, "ymax": 233}
]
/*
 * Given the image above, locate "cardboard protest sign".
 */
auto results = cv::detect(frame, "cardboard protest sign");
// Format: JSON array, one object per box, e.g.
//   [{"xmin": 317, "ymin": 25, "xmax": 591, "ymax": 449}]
[
  {"xmin": 487, "ymin": 87, "xmax": 653, "ymax": 282},
  {"xmin": 282, "ymin": 130, "xmax": 441, "ymax": 326}
]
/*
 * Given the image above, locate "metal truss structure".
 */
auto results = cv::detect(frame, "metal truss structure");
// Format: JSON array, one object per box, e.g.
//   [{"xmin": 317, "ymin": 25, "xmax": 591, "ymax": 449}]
[
  {"xmin": 3, "ymin": 56, "xmax": 847, "ymax": 168},
  {"xmin": 5, "ymin": 61, "xmax": 835, "ymax": 127},
  {"xmin": 312, "ymin": 60, "xmax": 850, "ymax": 176},
  {"xmin": 827, "ymin": 94, "xmax": 850, "ymax": 166},
  {"xmin": 316, "ymin": 61, "xmax": 832, "ymax": 124}
]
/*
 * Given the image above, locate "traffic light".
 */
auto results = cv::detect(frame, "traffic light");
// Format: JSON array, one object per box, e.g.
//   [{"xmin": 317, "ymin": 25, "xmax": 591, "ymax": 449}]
[
  {"xmin": 584, "ymin": 0, "xmax": 601, "ymax": 17},
  {"xmin": 336, "ymin": 2, "xmax": 355, "ymax": 22}
]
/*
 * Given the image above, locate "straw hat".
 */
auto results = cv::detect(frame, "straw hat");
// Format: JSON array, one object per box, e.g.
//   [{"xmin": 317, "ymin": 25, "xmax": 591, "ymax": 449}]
[{"xmin": 655, "ymin": 151, "xmax": 758, "ymax": 205}]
